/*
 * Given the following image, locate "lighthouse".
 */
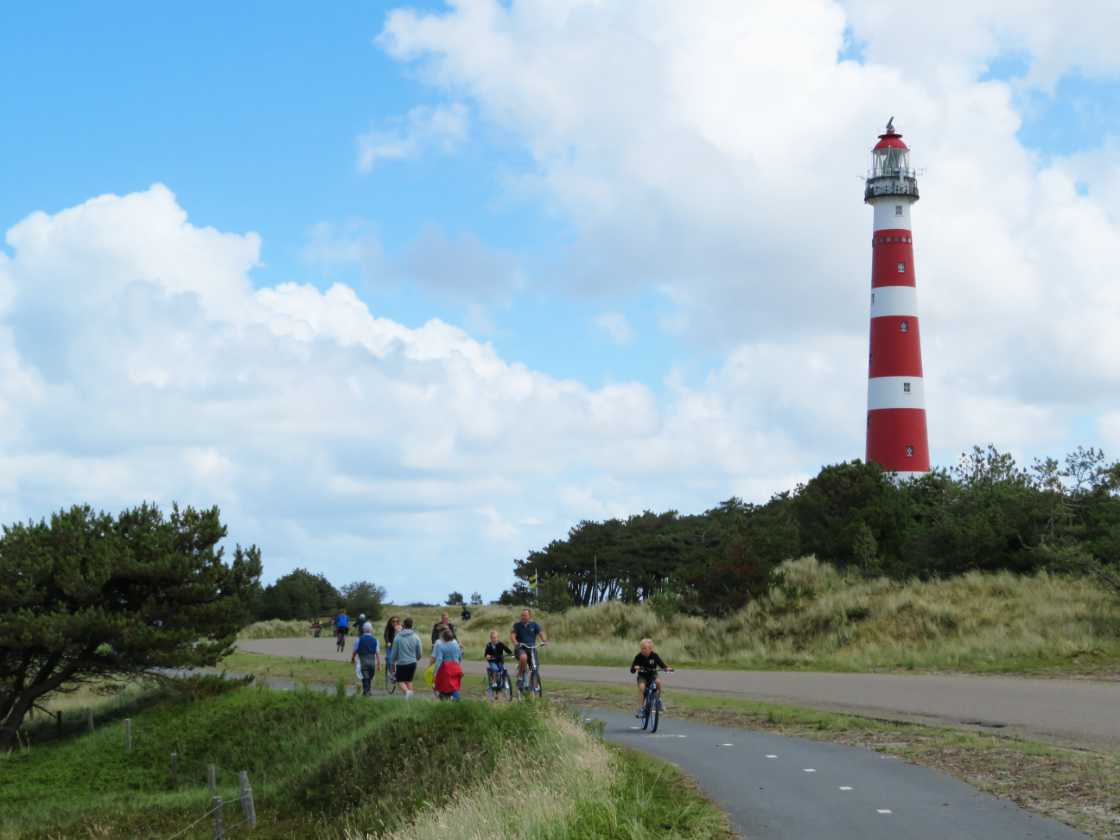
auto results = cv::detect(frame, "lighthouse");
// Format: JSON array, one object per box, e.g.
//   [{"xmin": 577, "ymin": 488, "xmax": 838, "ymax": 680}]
[{"xmin": 864, "ymin": 118, "xmax": 929, "ymax": 476}]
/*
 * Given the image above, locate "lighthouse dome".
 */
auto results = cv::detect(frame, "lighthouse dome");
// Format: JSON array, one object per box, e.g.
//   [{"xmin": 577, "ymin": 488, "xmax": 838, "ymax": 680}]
[{"xmin": 865, "ymin": 118, "xmax": 918, "ymax": 202}]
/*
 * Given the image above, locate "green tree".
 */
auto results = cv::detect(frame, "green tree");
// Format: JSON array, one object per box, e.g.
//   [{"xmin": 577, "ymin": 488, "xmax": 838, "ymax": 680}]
[
  {"xmin": 0, "ymin": 503, "xmax": 261, "ymax": 750},
  {"xmin": 258, "ymin": 568, "xmax": 339, "ymax": 620},
  {"xmin": 341, "ymin": 581, "xmax": 386, "ymax": 623},
  {"xmin": 469, "ymin": 591, "xmax": 483, "ymax": 606},
  {"xmin": 537, "ymin": 576, "xmax": 572, "ymax": 614},
  {"xmin": 446, "ymin": 591, "xmax": 465, "ymax": 606}
]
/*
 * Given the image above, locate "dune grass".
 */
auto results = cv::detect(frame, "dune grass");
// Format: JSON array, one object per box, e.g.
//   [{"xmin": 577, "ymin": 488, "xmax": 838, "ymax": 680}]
[
  {"xmin": 0, "ymin": 678, "xmax": 727, "ymax": 840},
  {"xmin": 240, "ymin": 559, "xmax": 1120, "ymax": 674}
]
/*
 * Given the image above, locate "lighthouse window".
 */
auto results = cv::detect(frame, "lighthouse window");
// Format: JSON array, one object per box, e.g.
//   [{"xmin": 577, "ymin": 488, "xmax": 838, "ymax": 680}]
[
  {"xmin": 903, "ymin": 382, "xmax": 911, "ymax": 393},
  {"xmin": 895, "ymin": 205, "xmax": 903, "ymax": 216},
  {"xmin": 906, "ymin": 445, "xmax": 914, "ymax": 458},
  {"xmin": 900, "ymin": 320, "xmax": 909, "ymax": 333},
  {"xmin": 897, "ymin": 261, "xmax": 906, "ymax": 273}
]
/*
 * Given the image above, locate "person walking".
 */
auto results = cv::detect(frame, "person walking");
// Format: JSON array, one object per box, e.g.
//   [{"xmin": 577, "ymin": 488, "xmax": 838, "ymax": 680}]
[
  {"xmin": 350, "ymin": 622, "xmax": 380, "ymax": 697},
  {"xmin": 388, "ymin": 617, "xmax": 423, "ymax": 698},
  {"xmin": 431, "ymin": 611, "xmax": 457, "ymax": 644},
  {"xmin": 432, "ymin": 628, "xmax": 464, "ymax": 701}
]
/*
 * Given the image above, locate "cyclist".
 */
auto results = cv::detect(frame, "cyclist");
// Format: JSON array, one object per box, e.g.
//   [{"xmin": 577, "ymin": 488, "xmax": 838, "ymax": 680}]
[
  {"xmin": 388, "ymin": 617, "xmax": 423, "ymax": 699},
  {"xmin": 630, "ymin": 638, "xmax": 672, "ymax": 717},
  {"xmin": 484, "ymin": 630, "xmax": 514, "ymax": 697},
  {"xmin": 334, "ymin": 609, "xmax": 350, "ymax": 651},
  {"xmin": 350, "ymin": 622, "xmax": 380, "ymax": 696},
  {"xmin": 510, "ymin": 608, "xmax": 548, "ymax": 690}
]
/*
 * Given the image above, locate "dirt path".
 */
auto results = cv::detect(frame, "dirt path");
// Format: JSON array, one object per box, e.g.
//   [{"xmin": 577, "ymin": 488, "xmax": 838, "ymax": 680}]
[{"xmin": 239, "ymin": 637, "xmax": 1120, "ymax": 749}]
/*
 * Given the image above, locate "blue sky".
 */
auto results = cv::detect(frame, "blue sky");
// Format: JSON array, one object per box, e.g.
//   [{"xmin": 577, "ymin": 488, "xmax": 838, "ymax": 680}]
[{"xmin": 2, "ymin": 2, "xmax": 1119, "ymax": 598}]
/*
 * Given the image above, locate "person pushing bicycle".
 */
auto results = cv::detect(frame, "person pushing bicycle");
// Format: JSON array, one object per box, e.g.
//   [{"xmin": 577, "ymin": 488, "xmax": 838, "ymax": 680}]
[
  {"xmin": 631, "ymin": 638, "xmax": 672, "ymax": 717},
  {"xmin": 511, "ymin": 608, "xmax": 548, "ymax": 690}
]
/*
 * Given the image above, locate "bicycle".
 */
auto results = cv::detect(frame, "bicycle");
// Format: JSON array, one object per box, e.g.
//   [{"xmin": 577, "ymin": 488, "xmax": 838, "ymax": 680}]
[
  {"xmin": 335, "ymin": 627, "xmax": 347, "ymax": 653},
  {"xmin": 639, "ymin": 669, "xmax": 671, "ymax": 733},
  {"xmin": 516, "ymin": 643, "xmax": 545, "ymax": 699},
  {"xmin": 485, "ymin": 661, "xmax": 513, "ymax": 701}
]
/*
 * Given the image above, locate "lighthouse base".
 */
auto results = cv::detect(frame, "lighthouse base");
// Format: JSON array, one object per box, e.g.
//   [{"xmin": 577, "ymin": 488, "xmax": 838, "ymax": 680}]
[{"xmin": 866, "ymin": 408, "xmax": 930, "ymax": 473}]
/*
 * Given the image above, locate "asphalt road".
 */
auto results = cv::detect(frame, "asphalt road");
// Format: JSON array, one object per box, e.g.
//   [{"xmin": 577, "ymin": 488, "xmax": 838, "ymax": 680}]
[
  {"xmin": 587, "ymin": 709, "xmax": 1089, "ymax": 839},
  {"xmin": 239, "ymin": 637, "xmax": 1120, "ymax": 748}
]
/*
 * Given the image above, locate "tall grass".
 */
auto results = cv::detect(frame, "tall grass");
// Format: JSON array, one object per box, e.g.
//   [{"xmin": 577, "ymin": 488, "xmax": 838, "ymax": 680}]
[
  {"xmin": 1, "ymin": 679, "xmax": 726, "ymax": 839},
  {"xmin": 237, "ymin": 562, "xmax": 1120, "ymax": 673},
  {"xmin": 535, "ymin": 558, "xmax": 1120, "ymax": 672}
]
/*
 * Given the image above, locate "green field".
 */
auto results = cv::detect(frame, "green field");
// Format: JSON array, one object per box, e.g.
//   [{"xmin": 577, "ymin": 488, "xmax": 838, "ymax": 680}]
[
  {"xmin": 243, "ymin": 559, "xmax": 1120, "ymax": 675},
  {"xmin": 0, "ymin": 678, "xmax": 729, "ymax": 840}
]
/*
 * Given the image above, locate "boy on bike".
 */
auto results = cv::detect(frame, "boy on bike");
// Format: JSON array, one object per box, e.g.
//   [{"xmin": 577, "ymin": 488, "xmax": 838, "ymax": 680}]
[
  {"xmin": 630, "ymin": 638, "xmax": 672, "ymax": 717},
  {"xmin": 484, "ymin": 630, "xmax": 513, "ymax": 695}
]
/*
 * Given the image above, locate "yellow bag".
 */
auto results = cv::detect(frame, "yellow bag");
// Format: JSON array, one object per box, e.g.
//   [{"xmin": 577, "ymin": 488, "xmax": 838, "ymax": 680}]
[{"xmin": 423, "ymin": 664, "xmax": 435, "ymax": 687}]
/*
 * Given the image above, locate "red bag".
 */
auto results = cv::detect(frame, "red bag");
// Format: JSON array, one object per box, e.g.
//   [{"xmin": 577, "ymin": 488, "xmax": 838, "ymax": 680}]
[{"xmin": 434, "ymin": 660, "xmax": 464, "ymax": 694}]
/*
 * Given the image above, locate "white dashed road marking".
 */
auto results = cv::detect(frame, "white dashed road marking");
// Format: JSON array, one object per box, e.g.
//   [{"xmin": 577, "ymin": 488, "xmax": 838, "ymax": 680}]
[
  {"xmin": 877, "ymin": 809, "xmax": 893, "ymax": 815},
  {"xmin": 765, "ymin": 754, "xmax": 778, "ymax": 759},
  {"xmin": 719, "ymin": 743, "xmax": 734, "ymax": 747},
  {"xmin": 839, "ymin": 786, "xmax": 853, "ymax": 791},
  {"xmin": 803, "ymin": 768, "xmax": 816, "ymax": 773}
]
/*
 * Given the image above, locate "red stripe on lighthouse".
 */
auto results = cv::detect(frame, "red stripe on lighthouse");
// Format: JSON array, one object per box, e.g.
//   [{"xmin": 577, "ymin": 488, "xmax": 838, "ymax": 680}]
[
  {"xmin": 872, "ymin": 240, "xmax": 915, "ymax": 288},
  {"xmin": 869, "ymin": 317, "xmax": 923, "ymax": 377},
  {"xmin": 866, "ymin": 409, "xmax": 930, "ymax": 472}
]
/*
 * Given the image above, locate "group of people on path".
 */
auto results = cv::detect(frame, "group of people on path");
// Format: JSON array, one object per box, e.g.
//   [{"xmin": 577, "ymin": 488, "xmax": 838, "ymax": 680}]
[{"xmin": 343, "ymin": 608, "xmax": 550, "ymax": 700}]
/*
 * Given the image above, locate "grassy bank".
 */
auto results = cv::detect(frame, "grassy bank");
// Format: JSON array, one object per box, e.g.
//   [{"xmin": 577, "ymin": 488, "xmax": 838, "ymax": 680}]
[
  {"xmin": 216, "ymin": 653, "xmax": 1120, "ymax": 840},
  {"xmin": 241, "ymin": 559, "xmax": 1120, "ymax": 674},
  {"xmin": 0, "ymin": 678, "xmax": 728, "ymax": 839}
]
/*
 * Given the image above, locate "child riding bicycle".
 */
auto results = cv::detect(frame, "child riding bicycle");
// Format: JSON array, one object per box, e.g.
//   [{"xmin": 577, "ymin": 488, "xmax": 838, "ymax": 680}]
[
  {"xmin": 630, "ymin": 638, "xmax": 673, "ymax": 717},
  {"xmin": 484, "ymin": 630, "xmax": 514, "ymax": 697}
]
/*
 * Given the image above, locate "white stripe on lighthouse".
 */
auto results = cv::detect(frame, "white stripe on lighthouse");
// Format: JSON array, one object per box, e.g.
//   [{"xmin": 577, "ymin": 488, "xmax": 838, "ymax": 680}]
[
  {"xmin": 872, "ymin": 200, "xmax": 913, "ymax": 231},
  {"xmin": 867, "ymin": 376, "xmax": 925, "ymax": 410},
  {"xmin": 870, "ymin": 285, "xmax": 919, "ymax": 318}
]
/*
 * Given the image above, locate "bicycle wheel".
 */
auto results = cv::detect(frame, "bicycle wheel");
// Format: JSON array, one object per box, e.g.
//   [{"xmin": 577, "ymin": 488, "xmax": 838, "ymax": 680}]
[
  {"xmin": 650, "ymin": 700, "xmax": 660, "ymax": 733},
  {"xmin": 641, "ymin": 693, "xmax": 652, "ymax": 730},
  {"xmin": 501, "ymin": 671, "xmax": 513, "ymax": 702},
  {"xmin": 530, "ymin": 669, "xmax": 543, "ymax": 698},
  {"xmin": 386, "ymin": 669, "xmax": 397, "ymax": 695}
]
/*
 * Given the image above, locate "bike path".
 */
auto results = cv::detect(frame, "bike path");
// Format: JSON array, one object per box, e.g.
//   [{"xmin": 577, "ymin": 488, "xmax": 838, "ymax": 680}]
[
  {"xmin": 238, "ymin": 637, "xmax": 1120, "ymax": 748},
  {"xmin": 586, "ymin": 710, "xmax": 1088, "ymax": 840}
]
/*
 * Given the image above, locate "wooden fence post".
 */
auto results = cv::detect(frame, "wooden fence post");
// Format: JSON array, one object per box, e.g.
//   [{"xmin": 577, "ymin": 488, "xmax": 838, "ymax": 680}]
[
  {"xmin": 211, "ymin": 795, "xmax": 224, "ymax": 840},
  {"xmin": 208, "ymin": 764, "xmax": 217, "ymax": 795},
  {"xmin": 238, "ymin": 771, "xmax": 257, "ymax": 829},
  {"xmin": 123, "ymin": 718, "xmax": 132, "ymax": 752},
  {"xmin": 169, "ymin": 752, "xmax": 178, "ymax": 788}
]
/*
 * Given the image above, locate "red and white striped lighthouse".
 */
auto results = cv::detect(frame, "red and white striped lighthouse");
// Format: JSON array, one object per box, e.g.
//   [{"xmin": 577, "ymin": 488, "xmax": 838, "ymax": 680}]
[{"xmin": 864, "ymin": 118, "xmax": 929, "ymax": 476}]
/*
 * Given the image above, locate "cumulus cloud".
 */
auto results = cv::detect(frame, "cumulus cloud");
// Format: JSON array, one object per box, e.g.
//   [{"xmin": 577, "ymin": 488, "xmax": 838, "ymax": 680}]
[
  {"xmin": 357, "ymin": 102, "xmax": 469, "ymax": 172},
  {"xmin": 0, "ymin": 186, "xmax": 830, "ymax": 598},
  {"xmin": 378, "ymin": 0, "xmax": 1120, "ymax": 465}
]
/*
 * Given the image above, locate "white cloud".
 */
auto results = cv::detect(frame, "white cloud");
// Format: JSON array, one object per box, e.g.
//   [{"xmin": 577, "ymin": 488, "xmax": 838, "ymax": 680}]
[
  {"xmin": 378, "ymin": 0, "xmax": 1120, "ymax": 468},
  {"xmin": 357, "ymin": 102, "xmax": 469, "ymax": 172},
  {"xmin": 0, "ymin": 186, "xmax": 829, "ymax": 599},
  {"xmin": 594, "ymin": 312, "xmax": 633, "ymax": 345}
]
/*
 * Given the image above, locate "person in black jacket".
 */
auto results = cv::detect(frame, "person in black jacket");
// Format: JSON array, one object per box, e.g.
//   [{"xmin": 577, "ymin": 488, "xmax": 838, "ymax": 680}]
[
  {"xmin": 483, "ymin": 630, "xmax": 513, "ymax": 696},
  {"xmin": 431, "ymin": 611, "xmax": 457, "ymax": 644},
  {"xmin": 630, "ymin": 638, "xmax": 673, "ymax": 716}
]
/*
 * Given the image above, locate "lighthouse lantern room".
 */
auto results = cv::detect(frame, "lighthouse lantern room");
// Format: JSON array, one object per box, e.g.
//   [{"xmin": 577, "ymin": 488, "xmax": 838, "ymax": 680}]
[{"xmin": 864, "ymin": 118, "xmax": 930, "ymax": 476}]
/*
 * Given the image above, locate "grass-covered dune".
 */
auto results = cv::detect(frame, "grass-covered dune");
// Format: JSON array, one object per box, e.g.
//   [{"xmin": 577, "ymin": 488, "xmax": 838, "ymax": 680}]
[
  {"xmin": 0, "ymin": 678, "xmax": 728, "ymax": 839},
  {"xmin": 244, "ymin": 558, "xmax": 1120, "ymax": 674}
]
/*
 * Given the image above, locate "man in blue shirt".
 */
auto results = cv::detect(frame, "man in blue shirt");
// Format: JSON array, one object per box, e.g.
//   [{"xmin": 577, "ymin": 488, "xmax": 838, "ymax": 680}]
[
  {"xmin": 350, "ymin": 622, "xmax": 380, "ymax": 696},
  {"xmin": 510, "ymin": 608, "xmax": 548, "ymax": 689},
  {"xmin": 334, "ymin": 610, "xmax": 350, "ymax": 651}
]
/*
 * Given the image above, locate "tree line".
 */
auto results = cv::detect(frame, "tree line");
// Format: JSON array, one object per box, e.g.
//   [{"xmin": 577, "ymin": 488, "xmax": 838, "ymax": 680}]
[{"xmin": 502, "ymin": 446, "xmax": 1120, "ymax": 616}]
